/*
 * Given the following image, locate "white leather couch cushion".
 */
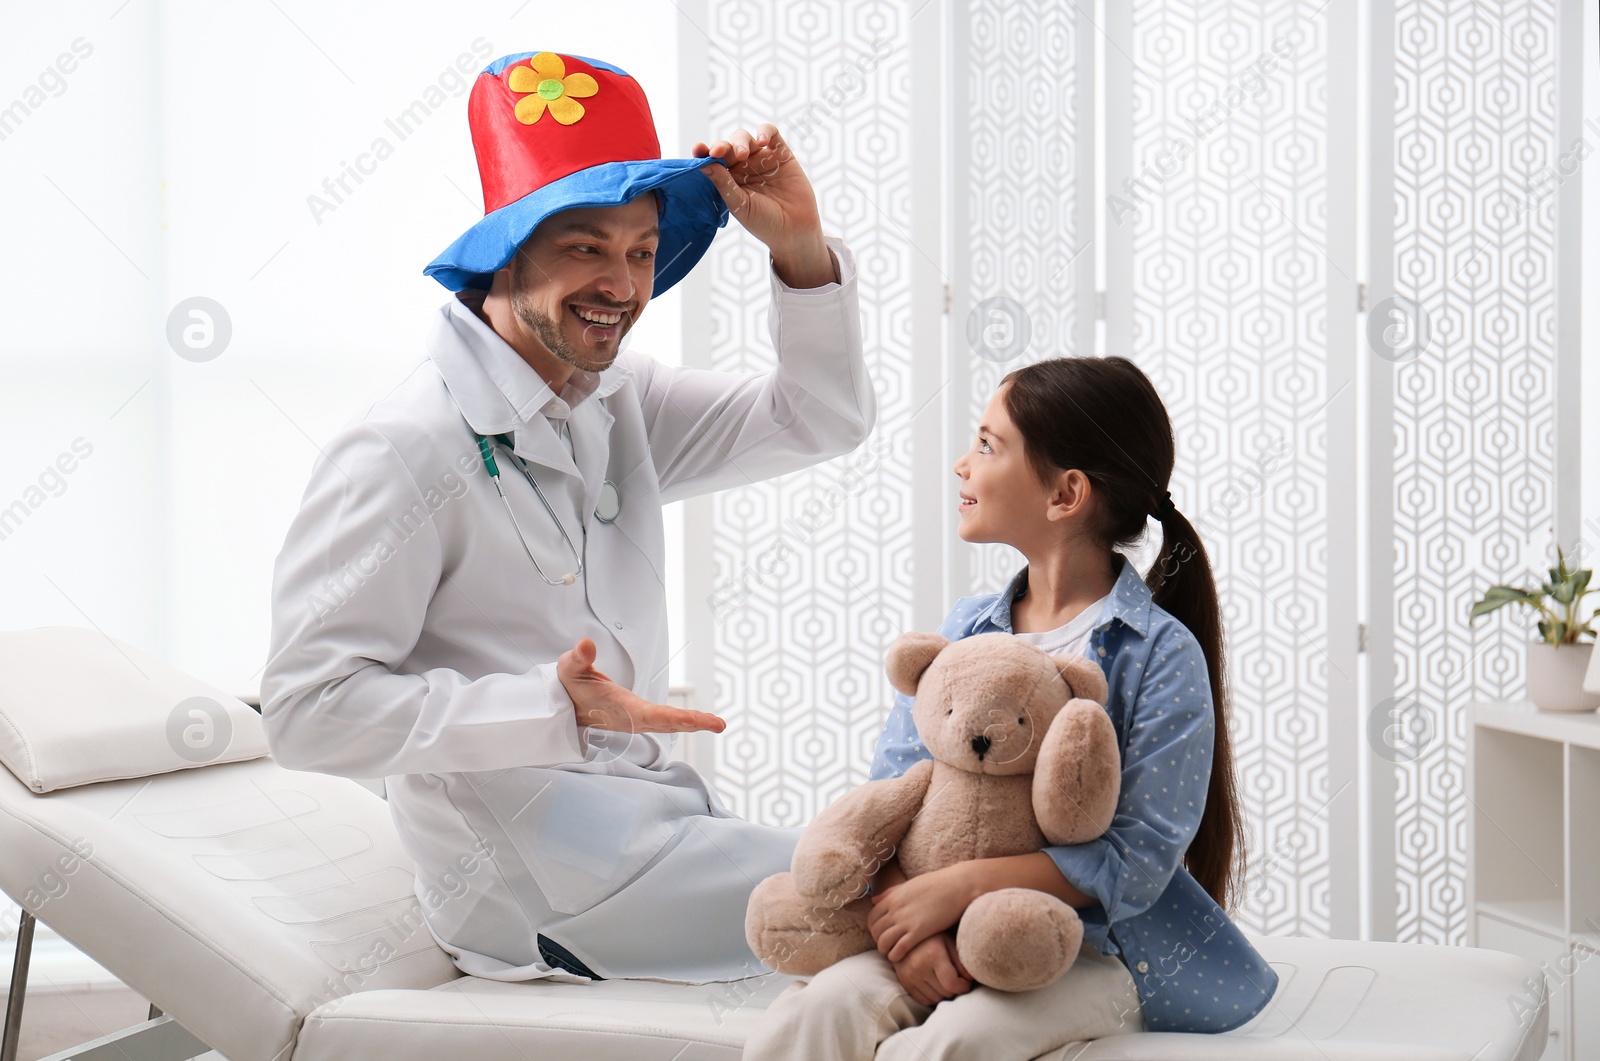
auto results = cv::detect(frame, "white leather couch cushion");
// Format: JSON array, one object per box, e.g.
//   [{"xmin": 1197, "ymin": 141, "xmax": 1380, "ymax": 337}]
[
  {"xmin": 0, "ymin": 756, "xmax": 461, "ymax": 1061},
  {"xmin": 0, "ymin": 626, "xmax": 267, "ymax": 792},
  {"xmin": 1064, "ymin": 934, "xmax": 1546, "ymax": 1060},
  {"xmin": 295, "ymin": 975, "xmax": 794, "ymax": 1061},
  {"xmin": 292, "ymin": 934, "xmax": 1547, "ymax": 1061}
]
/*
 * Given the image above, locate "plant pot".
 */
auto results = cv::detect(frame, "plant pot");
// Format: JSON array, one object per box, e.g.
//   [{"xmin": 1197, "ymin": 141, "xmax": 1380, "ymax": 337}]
[{"xmin": 1525, "ymin": 641, "xmax": 1600, "ymax": 712}]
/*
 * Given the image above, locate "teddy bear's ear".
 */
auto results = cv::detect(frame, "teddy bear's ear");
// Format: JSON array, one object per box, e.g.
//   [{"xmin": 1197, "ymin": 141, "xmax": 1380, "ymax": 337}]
[
  {"xmin": 886, "ymin": 632, "xmax": 949, "ymax": 696},
  {"xmin": 1053, "ymin": 653, "xmax": 1109, "ymax": 705}
]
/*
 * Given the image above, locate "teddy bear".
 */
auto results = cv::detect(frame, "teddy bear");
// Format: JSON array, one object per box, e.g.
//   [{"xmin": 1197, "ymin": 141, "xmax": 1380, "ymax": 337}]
[{"xmin": 743, "ymin": 629, "xmax": 1122, "ymax": 993}]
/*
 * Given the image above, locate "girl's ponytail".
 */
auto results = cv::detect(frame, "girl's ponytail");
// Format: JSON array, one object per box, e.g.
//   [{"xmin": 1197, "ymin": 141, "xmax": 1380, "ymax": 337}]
[{"xmin": 1144, "ymin": 500, "xmax": 1242, "ymax": 912}]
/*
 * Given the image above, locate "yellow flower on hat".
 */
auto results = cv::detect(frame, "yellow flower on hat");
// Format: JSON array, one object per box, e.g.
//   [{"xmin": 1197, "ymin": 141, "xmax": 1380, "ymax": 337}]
[{"xmin": 509, "ymin": 52, "xmax": 599, "ymax": 125}]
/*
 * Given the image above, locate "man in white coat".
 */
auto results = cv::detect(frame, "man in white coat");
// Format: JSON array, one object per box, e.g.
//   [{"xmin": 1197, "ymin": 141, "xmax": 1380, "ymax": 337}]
[{"xmin": 261, "ymin": 50, "xmax": 873, "ymax": 984}]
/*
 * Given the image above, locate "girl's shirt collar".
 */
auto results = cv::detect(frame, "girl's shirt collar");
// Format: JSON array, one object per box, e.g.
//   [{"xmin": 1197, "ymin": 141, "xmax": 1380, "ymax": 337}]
[{"xmin": 978, "ymin": 552, "xmax": 1154, "ymax": 641}]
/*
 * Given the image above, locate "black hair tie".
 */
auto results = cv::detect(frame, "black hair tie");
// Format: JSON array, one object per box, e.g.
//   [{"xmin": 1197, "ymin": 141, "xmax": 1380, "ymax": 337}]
[{"xmin": 1153, "ymin": 489, "xmax": 1174, "ymax": 519}]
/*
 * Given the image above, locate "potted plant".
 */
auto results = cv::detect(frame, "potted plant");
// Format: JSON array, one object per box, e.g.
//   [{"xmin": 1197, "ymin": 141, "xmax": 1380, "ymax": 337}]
[{"xmin": 1469, "ymin": 545, "xmax": 1599, "ymax": 712}]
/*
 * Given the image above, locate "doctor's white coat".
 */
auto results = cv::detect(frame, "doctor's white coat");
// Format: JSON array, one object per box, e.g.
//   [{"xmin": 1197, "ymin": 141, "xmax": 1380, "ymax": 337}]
[{"xmin": 260, "ymin": 236, "xmax": 873, "ymax": 982}]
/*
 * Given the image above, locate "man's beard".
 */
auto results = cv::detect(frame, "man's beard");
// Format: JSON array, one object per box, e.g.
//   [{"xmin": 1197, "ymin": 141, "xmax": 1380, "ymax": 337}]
[{"xmin": 510, "ymin": 260, "xmax": 628, "ymax": 374}]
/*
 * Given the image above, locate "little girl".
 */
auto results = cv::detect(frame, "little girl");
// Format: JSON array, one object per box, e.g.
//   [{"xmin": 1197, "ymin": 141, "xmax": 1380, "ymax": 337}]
[{"xmin": 742, "ymin": 356, "xmax": 1279, "ymax": 1060}]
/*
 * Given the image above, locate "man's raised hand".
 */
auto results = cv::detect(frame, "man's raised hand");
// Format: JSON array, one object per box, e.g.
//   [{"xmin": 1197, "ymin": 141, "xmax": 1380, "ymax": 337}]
[{"xmin": 693, "ymin": 123, "xmax": 837, "ymax": 289}]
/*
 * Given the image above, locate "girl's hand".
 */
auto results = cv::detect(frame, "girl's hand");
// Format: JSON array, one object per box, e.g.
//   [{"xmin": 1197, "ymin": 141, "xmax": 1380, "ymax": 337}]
[
  {"xmin": 869, "ymin": 863, "xmax": 974, "ymax": 962},
  {"xmin": 892, "ymin": 932, "xmax": 973, "ymax": 1006}
]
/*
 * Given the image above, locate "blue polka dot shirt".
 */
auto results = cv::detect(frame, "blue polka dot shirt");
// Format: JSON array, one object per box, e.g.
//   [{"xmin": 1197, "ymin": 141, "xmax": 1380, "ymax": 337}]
[{"xmin": 869, "ymin": 553, "xmax": 1279, "ymax": 1033}]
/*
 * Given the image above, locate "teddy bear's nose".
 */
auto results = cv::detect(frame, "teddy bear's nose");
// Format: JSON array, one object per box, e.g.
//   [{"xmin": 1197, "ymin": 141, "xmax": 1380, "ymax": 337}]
[{"xmin": 970, "ymin": 734, "xmax": 992, "ymax": 759}]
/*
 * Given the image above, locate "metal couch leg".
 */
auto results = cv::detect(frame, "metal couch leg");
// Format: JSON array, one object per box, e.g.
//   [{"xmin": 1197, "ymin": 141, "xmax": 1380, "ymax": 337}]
[
  {"xmin": 2, "ymin": 915, "xmax": 204, "ymax": 1061},
  {"xmin": 33, "ymin": 1015, "xmax": 208, "ymax": 1061},
  {"xmin": 1, "ymin": 908, "xmax": 35, "ymax": 1061}
]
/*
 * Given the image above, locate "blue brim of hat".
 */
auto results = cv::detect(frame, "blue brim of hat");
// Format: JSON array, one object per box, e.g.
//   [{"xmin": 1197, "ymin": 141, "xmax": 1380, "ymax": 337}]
[{"xmin": 423, "ymin": 157, "xmax": 729, "ymax": 294}]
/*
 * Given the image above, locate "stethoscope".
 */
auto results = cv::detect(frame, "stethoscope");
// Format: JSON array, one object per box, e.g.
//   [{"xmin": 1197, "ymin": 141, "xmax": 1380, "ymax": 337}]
[{"xmin": 474, "ymin": 432, "xmax": 622, "ymax": 587}]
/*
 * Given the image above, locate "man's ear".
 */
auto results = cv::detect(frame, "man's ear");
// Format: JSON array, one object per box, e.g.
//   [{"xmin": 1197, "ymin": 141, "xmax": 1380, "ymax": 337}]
[{"xmin": 886, "ymin": 632, "xmax": 949, "ymax": 696}]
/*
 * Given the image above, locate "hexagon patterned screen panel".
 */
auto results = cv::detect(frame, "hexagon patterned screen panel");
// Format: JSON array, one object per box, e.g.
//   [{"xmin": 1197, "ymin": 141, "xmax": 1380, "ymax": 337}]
[
  {"xmin": 1105, "ymin": 1, "xmax": 1359, "ymax": 940},
  {"xmin": 692, "ymin": 0, "xmax": 922, "ymax": 825},
  {"xmin": 1382, "ymin": 0, "xmax": 1568, "ymax": 947}
]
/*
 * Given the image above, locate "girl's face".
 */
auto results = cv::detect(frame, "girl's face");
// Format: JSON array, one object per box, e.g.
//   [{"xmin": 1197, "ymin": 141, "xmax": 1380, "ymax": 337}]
[
  {"xmin": 955, "ymin": 387, "xmax": 1044, "ymax": 544},
  {"xmin": 953, "ymin": 386, "xmax": 1093, "ymax": 548}
]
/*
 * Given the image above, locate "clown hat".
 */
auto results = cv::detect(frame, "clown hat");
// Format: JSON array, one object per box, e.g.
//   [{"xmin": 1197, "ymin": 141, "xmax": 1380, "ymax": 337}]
[{"xmin": 424, "ymin": 51, "xmax": 727, "ymax": 293}]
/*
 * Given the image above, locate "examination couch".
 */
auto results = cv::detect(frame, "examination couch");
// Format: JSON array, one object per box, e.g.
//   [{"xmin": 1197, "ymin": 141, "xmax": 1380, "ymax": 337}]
[{"xmin": 0, "ymin": 627, "xmax": 1550, "ymax": 1061}]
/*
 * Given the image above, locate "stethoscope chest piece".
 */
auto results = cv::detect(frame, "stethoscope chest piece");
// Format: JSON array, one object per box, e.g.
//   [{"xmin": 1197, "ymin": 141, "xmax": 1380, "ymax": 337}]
[{"xmin": 595, "ymin": 480, "xmax": 622, "ymax": 523}]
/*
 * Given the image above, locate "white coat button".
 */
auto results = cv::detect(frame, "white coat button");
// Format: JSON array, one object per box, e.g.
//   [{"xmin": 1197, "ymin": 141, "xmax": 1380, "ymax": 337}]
[
  {"xmin": 614, "ymin": 621, "xmax": 623, "ymax": 629},
  {"xmin": 1136, "ymin": 961, "xmax": 1149, "ymax": 973}
]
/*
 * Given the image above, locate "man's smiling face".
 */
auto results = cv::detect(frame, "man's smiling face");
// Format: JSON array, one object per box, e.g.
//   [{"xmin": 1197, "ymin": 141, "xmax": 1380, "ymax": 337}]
[{"xmin": 504, "ymin": 194, "xmax": 660, "ymax": 374}]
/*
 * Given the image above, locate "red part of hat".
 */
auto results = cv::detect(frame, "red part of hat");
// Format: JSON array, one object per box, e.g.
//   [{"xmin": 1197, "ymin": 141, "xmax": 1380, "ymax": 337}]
[{"xmin": 469, "ymin": 55, "xmax": 664, "ymax": 216}]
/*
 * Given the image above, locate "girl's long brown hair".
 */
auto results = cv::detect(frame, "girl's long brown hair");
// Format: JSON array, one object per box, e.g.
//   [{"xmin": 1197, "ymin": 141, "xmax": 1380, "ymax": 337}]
[{"xmin": 1001, "ymin": 355, "xmax": 1243, "ymax": 912}]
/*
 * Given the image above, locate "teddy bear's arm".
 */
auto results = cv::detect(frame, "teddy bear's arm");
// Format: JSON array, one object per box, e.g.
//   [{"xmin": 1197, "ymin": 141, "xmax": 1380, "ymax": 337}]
[
  {"xmin": 790, "ymin": 758, "xmax": 935, "ymax": 902},
  {"xmin": 1033, "ymin": 698, "xmax": 1122, "ymax": 845}
]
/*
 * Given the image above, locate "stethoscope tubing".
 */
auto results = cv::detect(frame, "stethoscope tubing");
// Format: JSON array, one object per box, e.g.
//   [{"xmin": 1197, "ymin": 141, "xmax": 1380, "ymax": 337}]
[{"xmin": 474, "ymin": 432, "xmax": 621, "ymax": 587}]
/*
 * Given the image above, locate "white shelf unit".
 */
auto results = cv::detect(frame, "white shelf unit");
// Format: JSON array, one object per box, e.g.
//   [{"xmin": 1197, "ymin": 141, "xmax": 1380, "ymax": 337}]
[{"xmin": 1468, "ymin": 702, "xmax": 1600, "ymax": 1061}]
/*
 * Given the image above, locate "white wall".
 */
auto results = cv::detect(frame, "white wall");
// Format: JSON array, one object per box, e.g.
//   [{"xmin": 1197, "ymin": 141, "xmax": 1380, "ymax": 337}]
[{"xmin": 0, "ymin": 0, "xmax": 691, "ymax": 695}]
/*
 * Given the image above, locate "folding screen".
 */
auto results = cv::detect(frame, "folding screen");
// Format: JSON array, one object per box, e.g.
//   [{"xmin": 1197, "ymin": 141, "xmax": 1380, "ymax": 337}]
[
  {"xmin": 1368, "ymin": 0, "xmax": 1583, "ymax": 945},
  {"xmin": 1103, "ymin": 1, "xmax": 1360, "ymax": 939},
  {"xmin": 677, "ymin": 0, "xmax": 943, "ymax": 821},
  {"xmin": 678, "ymin": 0, "xmax": 1583, "ymax": 947}
]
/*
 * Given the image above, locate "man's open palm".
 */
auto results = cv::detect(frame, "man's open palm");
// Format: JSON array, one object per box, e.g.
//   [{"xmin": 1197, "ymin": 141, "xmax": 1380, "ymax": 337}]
[{"xmin": 557, "ymin": 637, "xmax": 727, "ymax": 735}]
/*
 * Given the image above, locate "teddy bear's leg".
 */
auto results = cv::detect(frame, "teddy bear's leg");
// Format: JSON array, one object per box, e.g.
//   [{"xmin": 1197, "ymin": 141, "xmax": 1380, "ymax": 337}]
[
  {"xmin": 745, "ymin": 872, "xmax": 876, "ymax": 976},
  {"xmin": 954, "ymin": 887, "xmax": 1083, "ymax": 992}
]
